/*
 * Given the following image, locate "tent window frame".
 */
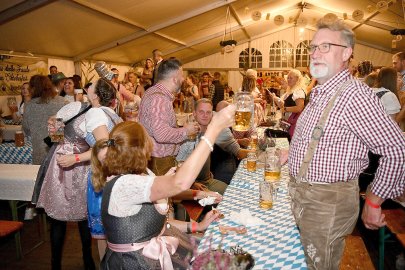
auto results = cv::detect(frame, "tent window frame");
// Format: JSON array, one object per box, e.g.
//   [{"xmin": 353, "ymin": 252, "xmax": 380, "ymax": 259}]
[
  {"xmin": 269, "ymin": 40, "xmax": 294, "ymax": 68},
  {"xmin": 239, "ymin": 48, "xmax": 262, "ymax": 68}
]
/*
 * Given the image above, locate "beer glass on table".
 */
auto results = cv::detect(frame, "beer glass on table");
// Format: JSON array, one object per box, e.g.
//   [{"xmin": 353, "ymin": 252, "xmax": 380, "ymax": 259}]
[
  {"xmin": 264, "ymin": 147, "xmax": 281, "ymax": 182},
  {"xmin": 233, "ymin": 92, "xmax": 254, "ymax": 132},
  {"xmin": 259, "ymin": 181, "xmax": 273, "ymax": 209}
]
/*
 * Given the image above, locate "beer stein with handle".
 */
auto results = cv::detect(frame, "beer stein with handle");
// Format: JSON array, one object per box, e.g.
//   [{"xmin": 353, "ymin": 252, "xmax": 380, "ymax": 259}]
[{"xmin": 233, "ymin": 92, "xmax": 254, "ymax": 132}]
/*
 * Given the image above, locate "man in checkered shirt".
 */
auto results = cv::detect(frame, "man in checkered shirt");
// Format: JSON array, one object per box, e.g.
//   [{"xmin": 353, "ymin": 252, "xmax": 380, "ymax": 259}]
[{"xmin": 288, "ymin": 18, "xmax": 405, "ymax": 269}]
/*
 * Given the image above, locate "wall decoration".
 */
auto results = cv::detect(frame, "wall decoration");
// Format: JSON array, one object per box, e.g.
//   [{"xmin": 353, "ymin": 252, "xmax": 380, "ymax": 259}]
[
  {"xmin": 0, "ymin": 55, "xmax": 47, "ymax": 95},
  {"xmin": 274, "ymin": 15, "xmax": 284, "ymax": 25}
]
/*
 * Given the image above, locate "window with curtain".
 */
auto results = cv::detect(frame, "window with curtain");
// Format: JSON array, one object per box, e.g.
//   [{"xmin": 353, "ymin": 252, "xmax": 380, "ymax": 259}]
[
  {"xmin": 269, "ymin": 40, "xmax": 294, "ymax": 68},
  {"xmin": 295, "ymin": 40, "xmax": 311, "ymax": 68},
  {"xmin": 239, "ymin": 48, "xmax": 262, "ymax": 68}
]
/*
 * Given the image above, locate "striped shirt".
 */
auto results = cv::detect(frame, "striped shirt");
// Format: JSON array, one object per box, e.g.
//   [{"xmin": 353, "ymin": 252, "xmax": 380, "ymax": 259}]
[
  {"xmin": 289, "ymin": 69, "xmax": 405, "ymax": 199},
  {"xmin": 139, "ymin": 83, "xmax": 187, "ymax": 157}
]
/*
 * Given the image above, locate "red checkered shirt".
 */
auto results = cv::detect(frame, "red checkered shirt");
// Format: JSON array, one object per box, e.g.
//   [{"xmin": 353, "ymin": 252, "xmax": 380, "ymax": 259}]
[
  {"xmin": 289, "ymin": 69, "xmax": 405, "ymax": 199},
  {"xmin": 139, "ymin": 83, "xmax": 187, "ymax": 158}
]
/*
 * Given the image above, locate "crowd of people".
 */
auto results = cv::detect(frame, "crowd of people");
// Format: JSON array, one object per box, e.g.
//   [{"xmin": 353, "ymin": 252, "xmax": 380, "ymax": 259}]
[{"xmin": 1, "ymin": 17, "xmax": 404, "ymax": 270}]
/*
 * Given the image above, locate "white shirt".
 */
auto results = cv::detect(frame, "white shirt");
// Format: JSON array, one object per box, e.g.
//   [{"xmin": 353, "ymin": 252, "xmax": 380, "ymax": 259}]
[
  {"xmin": 373, "ymin": 87, "xmax": 401, "ymax": 115},
  {"xmin": 107, "ymin": 169, "xmax": 168, "ymax": 217},
  {"xmin": 80, "ymin": 106, "xmax": 115, "ymax": 133}
]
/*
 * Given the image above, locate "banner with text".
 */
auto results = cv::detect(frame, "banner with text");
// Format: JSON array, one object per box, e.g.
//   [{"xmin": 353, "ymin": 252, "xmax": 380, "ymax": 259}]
[{"xmin": 0, "ymin": 55, "xmax": 47, "ymax": 95}]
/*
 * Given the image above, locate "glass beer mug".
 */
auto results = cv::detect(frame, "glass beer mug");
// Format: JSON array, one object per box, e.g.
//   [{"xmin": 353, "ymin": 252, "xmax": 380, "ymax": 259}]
[
  {"xmin": 259, "ymin": 181, "xmax": 273, "ymax": 209},
  {"xmin": 264, "ymin": 147, "xmax": 281, "ymax": 182},
  {"xmin": 233, "ymin": 92, "xmax": 254, "ymax": 132}
]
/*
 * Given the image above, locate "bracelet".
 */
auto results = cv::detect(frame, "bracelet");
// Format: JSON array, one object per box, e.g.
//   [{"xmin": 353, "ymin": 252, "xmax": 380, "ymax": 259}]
[
  {"xmin": 191, "ymin": 222, "xmax": 198, "ymax": 233},
  {"xmin": 186, "ymin": 222, "xmax": 191, "ymax": 233},
  {"xmin": 75, "ymin": 154, "xmax": 80, "ymax": 163},
  {"xmin": 200, "ymin": 136, "xmax": 214, "ymax": 152},
  {"xmin": 365, "ymin": 198, "xmax": 380, "ymax": 209},
  {"xmin": 192, "ymin": 190, "xmax": 198, "ymax": 200}
]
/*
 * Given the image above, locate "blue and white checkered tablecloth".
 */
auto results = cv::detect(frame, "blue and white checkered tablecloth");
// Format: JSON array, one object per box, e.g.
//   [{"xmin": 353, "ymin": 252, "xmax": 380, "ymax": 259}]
[
  {"xmin": 0, "ymin": 141, "xmax": 32, "ymax": 164},
  {"xmin": 197, "ymin": 138, "xmax": 307, "ymax": 270}
]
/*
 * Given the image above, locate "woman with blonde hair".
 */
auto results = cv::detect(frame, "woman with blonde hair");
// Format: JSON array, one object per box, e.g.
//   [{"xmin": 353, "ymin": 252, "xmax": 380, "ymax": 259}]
[
  {"xmin": 92, "ymin": 105, "xmax": 235, "ymax": 269},
  {"xmin": 270, "ymin": 69, "xmax": 306, "ymax": 137}
]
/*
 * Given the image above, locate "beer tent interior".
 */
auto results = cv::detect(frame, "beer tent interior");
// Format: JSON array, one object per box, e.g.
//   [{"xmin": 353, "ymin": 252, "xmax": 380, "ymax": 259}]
[{"xmin": 0, "ymin": 0, "xmax": 404, "ymax": 91}]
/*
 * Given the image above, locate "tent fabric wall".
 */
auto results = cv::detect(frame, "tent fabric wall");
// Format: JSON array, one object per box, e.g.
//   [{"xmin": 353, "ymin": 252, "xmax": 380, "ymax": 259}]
[
  {"xmin": 48, "ymin": 58, "xmax": 75, "ymax": 77},
  {"xmin": 184, "ymin": 27, "xmax": 394, "ymax": 90}
]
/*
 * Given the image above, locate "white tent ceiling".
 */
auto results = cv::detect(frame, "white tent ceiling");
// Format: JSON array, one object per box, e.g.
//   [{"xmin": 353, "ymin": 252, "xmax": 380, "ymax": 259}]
[{"xmin": 0, "ymin": 0, "xmax": 404, "ymax": 65}]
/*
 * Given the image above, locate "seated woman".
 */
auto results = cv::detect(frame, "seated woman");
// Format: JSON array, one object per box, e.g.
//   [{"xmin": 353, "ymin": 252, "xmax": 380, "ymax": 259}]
[
  {"xmin": 92, "ymin": 105, "xmax": 235, "ymax": 269},
  {"xmin": 270, "ymin": 69, "xmax": 305, "ymax": 138}
]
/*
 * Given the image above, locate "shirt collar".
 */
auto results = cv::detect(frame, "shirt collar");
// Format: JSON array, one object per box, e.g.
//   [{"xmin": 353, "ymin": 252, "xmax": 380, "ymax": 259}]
[
  {"xmin": 154, "ymin": 83, "xmax": 175, "ymax": 100},
  {"xmin": 311, "ymin": 69, "xmax": 351, "ymax": 97}
]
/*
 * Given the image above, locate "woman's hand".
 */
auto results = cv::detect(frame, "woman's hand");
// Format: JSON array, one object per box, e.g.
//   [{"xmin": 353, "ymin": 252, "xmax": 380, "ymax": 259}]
[
  {"xmin": 56, "ymin": 154, "xmax": 77, "ymax": 168},
  {"xmin": 197, "ymin": 210, "xmax": 221, "ymax": 231},
  {"xmin": 195, "ymin": 190, "xmax": 222, "ymax": 204}
]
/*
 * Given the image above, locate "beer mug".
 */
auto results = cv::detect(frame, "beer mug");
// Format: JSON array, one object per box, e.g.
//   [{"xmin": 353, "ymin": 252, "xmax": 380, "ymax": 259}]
[
  {"xmin": 259, "ymin": 181, "xmax": 273, "ymax": 209},
  {"xmin": 233, "ymin": 92, "xmax": 254, "ymax": 132},
  {"xmin": 187, "ymin": 114, "xmax": 197, "ymax": 141},
  {"xmin": 246, "ymin": 150, "xmax": 257, "ymax": 172},
  {"xmin": 264, "ymin": 147, "xmax": 281, "ymax": 182},
  {"xmin": 49, "ymin": 118, "xmax": 65, "ymax": 142}
]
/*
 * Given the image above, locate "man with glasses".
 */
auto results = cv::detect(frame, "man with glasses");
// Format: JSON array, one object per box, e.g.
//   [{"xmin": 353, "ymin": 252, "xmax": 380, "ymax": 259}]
[{"xmin": 289, "ymin": 18, "xmax": 405, "ymax": 269}]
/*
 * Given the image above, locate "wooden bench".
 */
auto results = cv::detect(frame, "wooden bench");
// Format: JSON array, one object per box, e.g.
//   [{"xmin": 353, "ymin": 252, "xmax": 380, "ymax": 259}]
[
  {"xmin": 378, "ymin": 208, "xmax": 405, "ymax": 270},
  {"xmin": 0, "ymin": 220, "xmax": 24, "ymax": 260},
  {"xmin": 340, "ymin": 235, "xmax": 374, "ymax": 270}
]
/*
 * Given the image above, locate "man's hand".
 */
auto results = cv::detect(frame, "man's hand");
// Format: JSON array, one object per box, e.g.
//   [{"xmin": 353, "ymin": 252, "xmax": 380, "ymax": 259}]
[
  {"xmin": 361, "ymin": 204, "xmax": 386, "ymax": 230},
  {"xmin": 361, "ymin": 192, "xmax": 386, "ymax": 230},
  {"xmin": 183, "ymin": 122, "xmax": 199, "ymax": 136},
  {"xmin": 191, "ymin": 182, "xmax": 208, "ymax": 191},
  {"xmin": 237, "ymin": 138, "xmax": 251, "ymax": 148}
]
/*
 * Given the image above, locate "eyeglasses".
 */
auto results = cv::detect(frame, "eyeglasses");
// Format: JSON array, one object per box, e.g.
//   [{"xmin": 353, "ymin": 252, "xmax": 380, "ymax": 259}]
[
  {"xmin": 113, "ymin": 74, "xmax": 119, "ymax": 77},
  {"xmin": 308, "ymin": 43, "xmax": 348, "ymax": 54}
]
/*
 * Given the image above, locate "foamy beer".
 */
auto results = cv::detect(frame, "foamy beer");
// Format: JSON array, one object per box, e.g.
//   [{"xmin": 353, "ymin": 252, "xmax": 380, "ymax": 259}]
[
  {"xmin": 264, "ymin": 147, "xmax": 281, "ymax": 182},
  {"xmin": 233, "ymin": 92, "xmax": 254, "ymax": 132},
  {"xmin": 259, "ymin": 181, "xmax": 273, "ymax": 209},
  {"xmin": 246, "ymin": 151, "xmax": 257, "ymax": 172}
]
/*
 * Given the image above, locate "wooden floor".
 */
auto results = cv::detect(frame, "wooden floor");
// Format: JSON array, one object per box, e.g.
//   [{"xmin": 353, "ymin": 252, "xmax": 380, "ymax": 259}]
[
  {"xmin": 0, "ymin": 202, "xmax": 100, "ymax": 270},
  {"xmin": 0, "ymin": 201, "xmax": 403, "ymax": 269}
]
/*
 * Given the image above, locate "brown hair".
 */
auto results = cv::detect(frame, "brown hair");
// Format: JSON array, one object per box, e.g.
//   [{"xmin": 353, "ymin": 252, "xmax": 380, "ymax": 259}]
[
  {"xmin": 95, "ymin": 78, "xmax": 117, "ymax": 107},
  {"xmin": 91, "ymin": 122, "xmax": 153, "ymax": 192},
  {"xmin": 364, "ymin": 72, "xmax": 378, "ymax": 88},
  {"xmin": 29, "ymin": 75, "xmax": 57, "ymax": 103},
  {"xmin": 241, "ymin": 75, "xmax": 256, "ymax": 93},
  {"xmin": 376, "ymin": 67, "xmax": 397, "ymax": 94},
  {"xmin": 187, "ymin": 74, "xmax": 198, "ymax": 85}
]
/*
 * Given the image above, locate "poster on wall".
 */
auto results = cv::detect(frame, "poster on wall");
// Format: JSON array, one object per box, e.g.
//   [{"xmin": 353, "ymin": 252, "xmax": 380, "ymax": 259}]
[{"xmin": 0, "ymin": 55, "xmax": 47, "ymax": 96}]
